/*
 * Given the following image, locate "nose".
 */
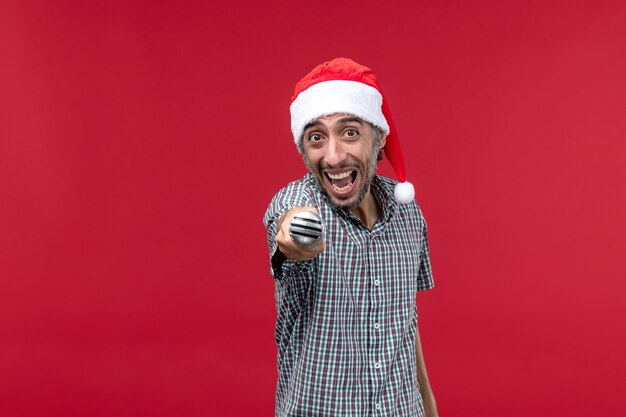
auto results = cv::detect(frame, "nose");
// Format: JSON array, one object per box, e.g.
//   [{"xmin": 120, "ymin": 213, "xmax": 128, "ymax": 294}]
[{"xmin": 323, "ymin": 136, "xmax": 346, "ymax": 166}]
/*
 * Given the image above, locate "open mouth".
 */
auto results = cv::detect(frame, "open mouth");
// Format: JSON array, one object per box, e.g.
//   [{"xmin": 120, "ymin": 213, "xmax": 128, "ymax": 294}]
[{"xmin": 324, "ymin": 169, "xmax": 357, "ymax": 193}]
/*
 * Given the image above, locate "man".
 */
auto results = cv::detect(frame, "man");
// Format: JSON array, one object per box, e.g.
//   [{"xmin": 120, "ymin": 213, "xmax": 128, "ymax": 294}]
[{"xmin": 264, "ymin": 58, "xmax": 438, "ymax": 417}]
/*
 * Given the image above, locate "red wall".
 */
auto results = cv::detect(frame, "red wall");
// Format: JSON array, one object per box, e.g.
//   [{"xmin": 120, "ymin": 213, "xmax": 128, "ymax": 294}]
[{"xmin": 1, "ymin": 1, "xmax": 625, "ymax": 416}]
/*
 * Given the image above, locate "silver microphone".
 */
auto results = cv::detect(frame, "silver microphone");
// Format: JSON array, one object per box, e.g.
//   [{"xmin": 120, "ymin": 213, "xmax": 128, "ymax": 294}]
[{"xmin": 289, "ymin": 211, "xmax": 324, "ymax": 248}]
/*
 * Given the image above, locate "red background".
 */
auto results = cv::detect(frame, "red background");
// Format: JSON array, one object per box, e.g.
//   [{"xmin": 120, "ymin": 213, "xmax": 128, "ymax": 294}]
[{"xmin": 1, "ymin": 1, "xmax": 625, "ymax": 416}]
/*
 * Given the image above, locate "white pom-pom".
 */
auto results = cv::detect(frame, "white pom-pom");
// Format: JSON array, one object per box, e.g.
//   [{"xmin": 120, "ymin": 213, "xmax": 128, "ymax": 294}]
[{"xmin": 394, "ymin": 181, "xmax": 415, "ymax": 204}]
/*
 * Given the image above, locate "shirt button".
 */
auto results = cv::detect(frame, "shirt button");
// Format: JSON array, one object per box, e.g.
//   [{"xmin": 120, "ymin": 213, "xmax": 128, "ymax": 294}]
[
  {"xmin": 374, "ymin": 362, "xmax": 381, "ymax": 369},
  {"xmin": 374, "ymin": 322, "xmax": 380, "ymax": 330},
  {"xmin": 376, "ymin": 403, "xmax": 382, "ymax": 410},
  {"xmin": 374, "ymin": 279, "xmax": 380, "ymax": 286}
]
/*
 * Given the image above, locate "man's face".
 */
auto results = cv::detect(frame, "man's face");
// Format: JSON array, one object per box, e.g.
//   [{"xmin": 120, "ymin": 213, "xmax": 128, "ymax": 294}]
[{"xmin": 301, "ymin": 114, "xmax": 385, "ymax": 209}]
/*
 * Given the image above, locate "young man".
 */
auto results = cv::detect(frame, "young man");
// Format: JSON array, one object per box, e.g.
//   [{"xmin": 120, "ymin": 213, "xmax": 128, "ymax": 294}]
[{"xmin": 264, "ymin": 58, "xmax": 438, "ymax": 417}]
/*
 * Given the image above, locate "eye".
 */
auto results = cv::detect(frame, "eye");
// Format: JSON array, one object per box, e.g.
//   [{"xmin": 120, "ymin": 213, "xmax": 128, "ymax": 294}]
[
  {"xmin": 344, "ymin": 128, "xmax": 359, "ymax": 138},
  {"xmin": 308, "ymin": 133, "xmax": 324, "ymax": 143}
]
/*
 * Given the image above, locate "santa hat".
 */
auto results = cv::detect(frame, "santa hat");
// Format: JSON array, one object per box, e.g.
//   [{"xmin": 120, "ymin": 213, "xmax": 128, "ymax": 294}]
[{"xmin": 290, "ymin": 57, "xmax": 414, "ymax": 204}]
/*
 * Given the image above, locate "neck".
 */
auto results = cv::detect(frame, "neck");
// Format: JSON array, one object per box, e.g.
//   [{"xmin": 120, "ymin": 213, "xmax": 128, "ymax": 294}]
[{"xmin": 350, "ymin": 188, "xmax": 382, "ymax": 230}]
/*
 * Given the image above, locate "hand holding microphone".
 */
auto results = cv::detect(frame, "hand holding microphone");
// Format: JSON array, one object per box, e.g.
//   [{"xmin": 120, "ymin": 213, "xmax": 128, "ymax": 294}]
[{"xmin": 276, "ymin": 207, "xmax": 325, "ymax": 260}]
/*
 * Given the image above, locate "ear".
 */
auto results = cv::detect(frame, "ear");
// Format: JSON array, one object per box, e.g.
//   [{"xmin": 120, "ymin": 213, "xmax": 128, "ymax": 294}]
[{"xmin": 378, "ymin": 131, "xmax": 387, "ymax": 150}]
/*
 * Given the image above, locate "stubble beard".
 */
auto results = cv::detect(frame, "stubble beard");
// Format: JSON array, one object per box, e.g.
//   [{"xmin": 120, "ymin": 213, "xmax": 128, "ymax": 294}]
[{"xmin": 303, "ymin": 151, "xmax": 378, "ymax": 210}]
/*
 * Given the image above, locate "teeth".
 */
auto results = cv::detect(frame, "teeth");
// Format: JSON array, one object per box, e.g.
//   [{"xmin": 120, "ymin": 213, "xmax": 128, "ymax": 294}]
[
  {"xmin": 327, "ymin": 171, "xmax": 353, "ymax": 180},
  {"xmin": 331, "ymin": 182, "xmax": 353, "ymax": 192}
]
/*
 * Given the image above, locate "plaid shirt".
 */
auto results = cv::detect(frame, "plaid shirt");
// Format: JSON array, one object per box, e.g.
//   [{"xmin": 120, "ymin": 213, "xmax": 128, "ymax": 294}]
[{"xmin": 264, "ymin": 173, "xmax": 434, "ymax": 417}]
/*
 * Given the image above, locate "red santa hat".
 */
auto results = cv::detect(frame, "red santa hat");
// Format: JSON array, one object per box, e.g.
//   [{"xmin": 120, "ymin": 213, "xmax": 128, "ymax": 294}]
[{"xmin": 290, "ymin": 57, "xmax": 415, "ymax": 204}]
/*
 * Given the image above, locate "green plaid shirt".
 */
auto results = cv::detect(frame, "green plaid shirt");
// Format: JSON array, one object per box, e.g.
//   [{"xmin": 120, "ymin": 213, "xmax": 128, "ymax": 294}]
[{"xmin": 264, "ymin": 173, "xmax": 434, "ymax": 417}]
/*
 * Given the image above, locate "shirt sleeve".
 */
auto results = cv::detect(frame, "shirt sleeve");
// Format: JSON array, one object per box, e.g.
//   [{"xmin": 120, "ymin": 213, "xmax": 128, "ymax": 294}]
[
  {"xmin": 416, "ymin": 210, "xmax": 435, "ymax": 291},
  {"xmin": 263, "ymin": 180, "xmax": 315, "ymax": 282}
]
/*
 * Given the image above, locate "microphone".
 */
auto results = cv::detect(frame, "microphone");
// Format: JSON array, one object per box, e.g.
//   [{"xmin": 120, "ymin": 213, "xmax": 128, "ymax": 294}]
[{"xmin": 289, "ymin": 211, "xmax": 324, "ymax": 248}]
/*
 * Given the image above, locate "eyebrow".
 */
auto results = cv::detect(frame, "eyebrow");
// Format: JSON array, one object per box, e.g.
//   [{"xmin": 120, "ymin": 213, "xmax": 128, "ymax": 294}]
[
  {"xmin": 303, "ymin": 116, "xmax": 365, "ymax": 133},
  {"xmin": 335, "ymin": 116, "xmax": 365, "ymax": 126},
  {"xmin": 303, "ymin": 120, "xmax": 324, "ymax": 133}
]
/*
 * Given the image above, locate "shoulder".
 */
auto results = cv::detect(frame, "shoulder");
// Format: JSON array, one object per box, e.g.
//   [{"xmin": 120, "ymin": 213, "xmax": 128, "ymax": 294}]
[
  {"xmin": 264, "ymin": 174, "xmax": 318, "ymax": 226},
  {"xmin": 375, "ymin": 175, "xmax": 426, "ymax": 220},
  {"xmin": 268, "ymin": 173, "xmax": 317, "ymax": 205}
]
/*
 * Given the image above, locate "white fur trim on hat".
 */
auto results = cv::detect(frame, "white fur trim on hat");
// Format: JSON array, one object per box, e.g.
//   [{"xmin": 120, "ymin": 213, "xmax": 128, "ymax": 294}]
[{"xmin": 290, "ymin": 80, "xmax": 389, "ymax": 146}]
